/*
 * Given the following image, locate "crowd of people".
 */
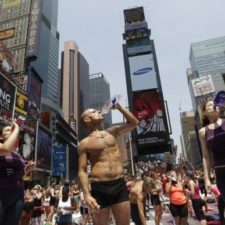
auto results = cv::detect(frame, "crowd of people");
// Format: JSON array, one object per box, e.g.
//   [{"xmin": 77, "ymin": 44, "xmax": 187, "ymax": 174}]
[{"xmin": 1, "ymin": 95, "xmax": 225, "ymax": 225}]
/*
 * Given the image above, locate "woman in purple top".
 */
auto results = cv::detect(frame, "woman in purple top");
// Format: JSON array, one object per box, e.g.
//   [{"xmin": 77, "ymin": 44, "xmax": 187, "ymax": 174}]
[
  {"xmin": 0, "ymin": 118, "xmax": 24, "ymax": 225},
  {"xmin": 198, "ymin": 98, "xmax": 225, "ymax": 203}
]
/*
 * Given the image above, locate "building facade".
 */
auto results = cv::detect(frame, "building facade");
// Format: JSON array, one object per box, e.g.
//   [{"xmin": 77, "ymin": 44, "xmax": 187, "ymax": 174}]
[
  {"xmin": 60, "ymin": 40, "xmax": 90, "ymax": 140},
  {"xmin": 89, "ymin": 72, "xmax": 112, "ymax": 129},
  {"xmin": 122, "ymin": 7, "xmax": 171, "ymax": 157}
]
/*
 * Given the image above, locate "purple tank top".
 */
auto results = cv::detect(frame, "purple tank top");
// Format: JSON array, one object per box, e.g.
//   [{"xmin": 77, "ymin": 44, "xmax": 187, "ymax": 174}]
[
  {"xmin": 0, "ymin": 152, "xmax": 25, "ymax": 189},
  {"xmin": 205, "ymin": 120, "xmax": 225, "ymax": 167}
]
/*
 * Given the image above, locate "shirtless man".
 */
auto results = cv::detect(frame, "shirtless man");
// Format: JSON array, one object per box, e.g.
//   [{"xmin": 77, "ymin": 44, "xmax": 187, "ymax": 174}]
[
  {"xmin": 129, "ymin": 177, "xmax": 153, "ymax": 225},
  {"xmin": 78, "ymin": 103, "xmax": 138, "ymax": 225}
]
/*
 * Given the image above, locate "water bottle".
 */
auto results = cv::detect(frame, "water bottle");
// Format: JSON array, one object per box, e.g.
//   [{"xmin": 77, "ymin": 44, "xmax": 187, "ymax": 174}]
[
  {"xmin": 214, "ymin": 91, "xmax": 225, "ymax": 107},
  {"xmin": 101, "ymin": 94, "xmax": 122, "ymax": 114}
]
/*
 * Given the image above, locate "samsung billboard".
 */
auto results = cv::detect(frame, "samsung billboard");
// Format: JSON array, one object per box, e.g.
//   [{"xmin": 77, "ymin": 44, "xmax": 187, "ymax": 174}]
[{"xmin": 129, "ymin": 54, "xmax": 158, "ymax": 91}]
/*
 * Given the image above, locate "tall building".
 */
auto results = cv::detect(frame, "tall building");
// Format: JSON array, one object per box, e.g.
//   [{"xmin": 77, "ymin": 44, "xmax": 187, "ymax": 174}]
[
  {"xmin": 122, "ymin": 7, "xmax": 171, "ymax": 157},
  {"xmin": 180, "ymin": 111, "xmax": 201, "ymax": 168},
  {"xmin": 60, "ymin": 40, "xmax": 90, "ymax": 140},
  {"xmin": 0, "ymin": 0, "xmax": 60, "ymax": 111},
  {"xmin": 189, "ymin": 36, "xmax": 225, "ymax": 109},
  {"xmin": 0, "ymin": 0, "xmax": 78, "ymax": 184},
  {"xmin": 89, "ymin": 73, "xmax": 112, "ymax": 129}
]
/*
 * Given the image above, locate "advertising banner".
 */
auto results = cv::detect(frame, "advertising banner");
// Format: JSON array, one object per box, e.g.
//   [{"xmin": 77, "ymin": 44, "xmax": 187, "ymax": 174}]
[
  {"xmin": 132, "ymin": 90, "xmax": 169, "ymax": 149},
  {"xmin": 191, "ymin": 74, "xmax": 215, "ymax": 97},
  {"xmin": 15, "ymin": 91, "xmax": 28, "ymax": 116},
  {"xmin": 27, "ymin": 69, "xmax": 41, "ymax": 120},
  {"xmin": 18, "ymin": 120, "xmax": 36, "ymax": 161},
  {"xmin": 0, "ymin": 28, "xmax": 15, "ymax": 40},
  {"xmin": 0, "ymin": 42, "xmax": 15, "ymax": 74},
  {"xmin": 36, "ymin": 126, "xmax": 52, "ymax": 170},
  {"xmin": 0, "ymin": 72, "xmax": 16, "ymax": 118},
  {"xmin": 26, "ymin": 0, "xmax": 42, "ymax": 58},
  {"xmin": 52, "ymin": 144, "xmax": 66, "ymax": 177},
  {"xmin": 129, "ymin": 54, "xmax": 158, "ymax": 91}
]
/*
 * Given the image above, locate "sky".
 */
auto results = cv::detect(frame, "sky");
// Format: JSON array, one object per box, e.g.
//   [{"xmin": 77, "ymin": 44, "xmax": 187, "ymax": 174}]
[{"xmin": 58, "ymin": 0, "xmax": 225, "ymax": 152}]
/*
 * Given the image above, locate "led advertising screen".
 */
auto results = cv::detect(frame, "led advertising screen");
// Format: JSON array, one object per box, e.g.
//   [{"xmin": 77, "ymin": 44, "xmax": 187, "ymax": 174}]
[
  {"xmin": 36, "ymin": 126, "xmax": 52, "ymax": 170},
  {"xmin": 129, "ymin": 54, "xmax": 158, "ymax": 91},
  {"xmin": 132, "ymin": 90, "xmax": 169, "ymax": 149},
  {"xmin": 52, "ymin": 144, "xmax": 66, "ymax": 177}
]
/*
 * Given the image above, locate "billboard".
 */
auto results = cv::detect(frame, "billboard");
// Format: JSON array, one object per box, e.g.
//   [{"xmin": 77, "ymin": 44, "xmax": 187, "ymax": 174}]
[
  {"xmin": 0, "ymin": 72, "xmax": 16, "ymax": 118},
  {"xmin": 191, "ymin": 75, "xmax": 215, "ymax": 97},
  {"xmin": 0, "ymin": 42, "xmax": 16, "ymax": 74},
  {"xmin": 52, "ymin": 144, "xmax": 66, "ymax": 177},
  {"xmin": 18, "ymin": 120, "xmax": 36, "ymax": 161},
  {"xmin": 26, "ymin": 0, "xmax": 42, "ymax": 59},
  {"xmin": 132, "ymin": 90, "xmax": 169, "ymax": 149},
  {"xmin": 27, "ymin": 69, "xmax": 42, "ymax": 120},
  {"xmin": 129, "ymin": 54, "xmax": 158, "ymax": 91},
  {"xmin": 15, "ymin": 91, "xmax": 28, "ymax": 116},
  {"xmin": 36, "ymin": 125, "xmax": 52, "ymax": 170},
  {"xmin": 0, "ymin": 28, "xmax": 15, "ymax": 41}
]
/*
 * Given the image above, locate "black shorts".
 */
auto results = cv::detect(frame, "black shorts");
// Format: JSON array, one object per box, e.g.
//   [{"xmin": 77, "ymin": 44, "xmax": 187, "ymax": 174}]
[
  {"xmin": 191, "ymin": 198, "xmax": 205, "ymax": 221},
  {"xmin": 91, "ymin": 177, "xmax": 129, "ymax": 208},
  {"xmin": 131, "ymin": 203, "xmax": 142, "ymax": 225},
  {"xmin": 170, "ymin": 203, "xmax": 188, "ymax": 218},
  {"xmin": 150, "ymin": 194, "xmax": 161, "ymax": 206}
]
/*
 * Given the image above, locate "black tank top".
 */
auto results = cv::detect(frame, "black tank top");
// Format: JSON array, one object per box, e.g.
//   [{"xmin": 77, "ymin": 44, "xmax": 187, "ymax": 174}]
[{"xmin": 205, "ymin": 120, "xmax": 225, "ymax": 167}]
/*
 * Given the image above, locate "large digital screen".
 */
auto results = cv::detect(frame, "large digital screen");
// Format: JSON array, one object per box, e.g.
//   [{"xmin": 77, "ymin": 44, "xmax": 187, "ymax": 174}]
[
  {"xmin": 132, "ymin": 90, "xmax": 169, "ymax": 149},
  {"xmin": 36, "ymin": 126, "xmax": 52, "ymax": 170},
  {"xmin": 129, "ymin": 54, "xmax": 158, "ymax": 91}
]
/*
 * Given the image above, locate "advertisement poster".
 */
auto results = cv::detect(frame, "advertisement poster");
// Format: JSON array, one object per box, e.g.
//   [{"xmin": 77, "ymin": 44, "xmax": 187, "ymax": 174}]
[
  {"xmin": 18, "ymin": 120, "xmax": 36, "ymax": 161},
  {"xmin": 0, "ymin": 72, "xmax": 16, "ymax": 118},
  {"xmin": 27, "ymin": 69, "xmax": 42, "ymax": 120},
  {"xmin": 52, "ymin": 144, "xmax": 66, "ymax": 176},
  {"xmin": 36, "ymin": 126, "xmax": 52, "ymax": 170},
  {"xmin": 132, "ymin": 90, "xmax": 169, "ymax": 148}
]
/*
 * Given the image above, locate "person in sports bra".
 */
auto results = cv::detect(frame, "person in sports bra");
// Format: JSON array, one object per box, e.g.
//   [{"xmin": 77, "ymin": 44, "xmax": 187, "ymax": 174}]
[
  {"xmin": 166, "ymin": 171, "xmax": 188, "ymax": 225},
  {"xmin": 198, "ymin": 98, "xmax": 225, "ymax": 200}
]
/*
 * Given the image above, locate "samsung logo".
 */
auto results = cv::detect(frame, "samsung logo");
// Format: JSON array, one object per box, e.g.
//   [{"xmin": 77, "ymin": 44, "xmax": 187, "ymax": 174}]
[{"xmin": 133, "ymin": 67, "xmax": 153, "ymax": 75}]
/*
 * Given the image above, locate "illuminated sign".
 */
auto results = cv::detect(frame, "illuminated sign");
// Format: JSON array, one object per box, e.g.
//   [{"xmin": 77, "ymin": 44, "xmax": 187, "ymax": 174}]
[
  {"xmin": 26, "ymin": 0, "xmax": 42, "ymax": 59},
  {"xmin": 0, "ymin": 28, "xmax": 15, "ymax": 40}
]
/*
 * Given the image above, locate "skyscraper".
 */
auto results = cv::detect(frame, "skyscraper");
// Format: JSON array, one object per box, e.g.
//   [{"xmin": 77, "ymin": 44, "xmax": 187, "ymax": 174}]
[
  {"xmin": 122, "ymin": 7, "xmax": 171, "ymax": 156},
  {"xmin": 89, "ymin": 72, "xmax": 112, "ymax": 129},
  {"xmin": 60, "ymin": 40, "xmax": 90, "ymax": 140},
  {"xmin": 0, "ymin": 0, "xmax": 60, "ymax": 112},
  {"xmin": 189, "ymin": 36, "xmax": 225, "ymax": 109}
]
